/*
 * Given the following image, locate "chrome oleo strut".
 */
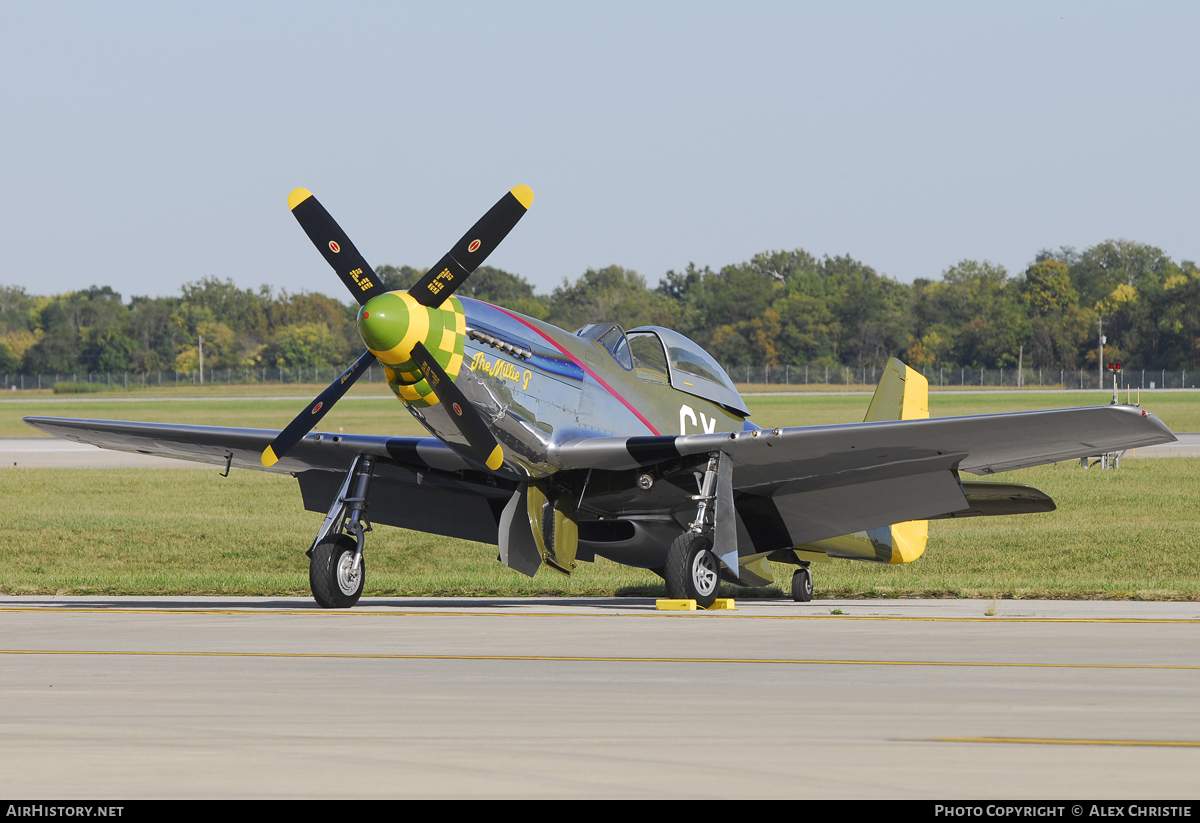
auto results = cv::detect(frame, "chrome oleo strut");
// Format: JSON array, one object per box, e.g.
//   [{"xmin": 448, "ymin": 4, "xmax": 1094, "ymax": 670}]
[
  {"xmin": 689, "ymin": 453, "xmax": 720, "ymax": 534},
  {"xmin": 310, "ymin": 454, "xmax": 375, "ymax": 573},
  {"xmin": 687, "ymin": 451, "xmax": 740, "ymax": 579}
]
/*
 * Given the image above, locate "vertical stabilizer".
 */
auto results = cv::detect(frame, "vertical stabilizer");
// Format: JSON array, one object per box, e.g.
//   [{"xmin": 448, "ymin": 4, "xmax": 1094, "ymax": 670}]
[{"xmin": 865, "ymin": 358, "xmax": 929, "ymax": 563}]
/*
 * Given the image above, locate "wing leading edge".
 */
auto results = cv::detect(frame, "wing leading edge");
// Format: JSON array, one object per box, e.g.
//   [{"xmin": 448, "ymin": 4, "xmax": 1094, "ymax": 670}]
[{"xmin": 22, "ymin": 417, "xmax": 477, "ymax": 475}]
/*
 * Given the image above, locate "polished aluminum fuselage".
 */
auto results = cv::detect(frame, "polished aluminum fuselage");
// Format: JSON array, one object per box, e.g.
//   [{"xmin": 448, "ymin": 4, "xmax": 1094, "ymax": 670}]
[{"xmin": 400, "ymin": 298, "xmax": 747, "ymax": 479}]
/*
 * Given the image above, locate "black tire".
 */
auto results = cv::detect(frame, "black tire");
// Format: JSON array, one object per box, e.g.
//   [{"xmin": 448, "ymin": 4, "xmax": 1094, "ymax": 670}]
[
  {"xmin": 664, "ymin": 532, "xmax": 721, "ymax": 608},
  {"xmin": 310, "ymin": 534, "xmax": 364, "ymax": 609},
  {"xmin": 791, "ymin": 567, "xmax": 813, "ymax": 603}
]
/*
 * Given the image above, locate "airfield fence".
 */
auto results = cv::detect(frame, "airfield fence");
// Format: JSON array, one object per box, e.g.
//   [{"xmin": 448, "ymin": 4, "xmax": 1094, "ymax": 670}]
[
  {"xmin": 3, "ymin": 364, "xmax": 1197, "ymax": 392},
  {"xmin": 720, "ymin": 364, "xmax": 1196, "ymax": 390},
  {"xmin": 1, "ymin": 366, "xmax": 392, "ymax": 392}
]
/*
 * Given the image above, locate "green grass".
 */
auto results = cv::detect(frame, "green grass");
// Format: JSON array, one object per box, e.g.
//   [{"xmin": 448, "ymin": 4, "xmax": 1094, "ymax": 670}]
[
  {"xmin": 2, "ymin": 394, "xmax": 427, "ymax": 439},
  {"xmin": 51, "ymin": 382, "xmax": 107, "ymax": 394},
  {"xmin": 6, "ymin": 388, "xmax": 1198, "ymax": 437},
  {"xmin": 1, "ymin": 460, "xmax": 1198, "ymax": 599}
]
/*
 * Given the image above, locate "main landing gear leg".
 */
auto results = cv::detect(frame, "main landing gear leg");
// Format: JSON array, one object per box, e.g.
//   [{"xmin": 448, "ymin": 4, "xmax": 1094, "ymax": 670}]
[
  {"xmin": 308, "ymin": 454, "xmax": 374, "ymax": 609},
  {"xmin": 665, "ymin": 453, "xmax": 725, "ymax": 608}
]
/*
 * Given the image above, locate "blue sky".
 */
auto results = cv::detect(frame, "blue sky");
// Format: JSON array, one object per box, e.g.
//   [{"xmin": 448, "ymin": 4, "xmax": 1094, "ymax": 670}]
[{"xmin": 2, "ymin": 2, "xmax": 1197, "ymax": 299}]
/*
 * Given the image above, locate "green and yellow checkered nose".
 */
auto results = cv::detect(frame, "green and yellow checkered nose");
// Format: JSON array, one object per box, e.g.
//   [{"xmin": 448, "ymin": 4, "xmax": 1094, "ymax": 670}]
[{"xmin": 357, "ymin": 291, "xmax": 466, "ymax": 408}]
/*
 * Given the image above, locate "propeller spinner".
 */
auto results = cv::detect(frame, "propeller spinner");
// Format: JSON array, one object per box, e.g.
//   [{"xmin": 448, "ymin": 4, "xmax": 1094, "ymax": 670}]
[{"xmin": 261, "ymin": 186, "xmax": 533, "ymax": 470}]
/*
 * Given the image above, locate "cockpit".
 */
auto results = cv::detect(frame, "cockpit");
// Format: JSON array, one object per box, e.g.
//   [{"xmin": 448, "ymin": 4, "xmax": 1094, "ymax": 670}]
[
  {"xmin": 575, "ymin": 323, "xmax": 748, "ymax": 415},
  {"xmin": 576, "ymin": 323, "xmax": 633, "ymax": 370}
]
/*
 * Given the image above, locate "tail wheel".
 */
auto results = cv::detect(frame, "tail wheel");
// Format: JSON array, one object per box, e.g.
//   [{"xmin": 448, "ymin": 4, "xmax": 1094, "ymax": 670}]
[
  {"xmin": 791, "ymin": 567, "xmax": 813, "ymax": 602},
  {"xmin": 665, "ymin": 532, "xmax": 720, "ymax": 608},
  {"xmin": 310, "ymin": 534, "xmax": 365, "ymax": 609}
]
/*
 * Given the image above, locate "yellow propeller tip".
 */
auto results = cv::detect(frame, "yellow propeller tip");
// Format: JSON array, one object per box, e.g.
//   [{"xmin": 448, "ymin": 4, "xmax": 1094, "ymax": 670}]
[
  {"xmin": 261, "ymin": 446, "xmax": 279, "ymax": 467},
  {"xmin": 509, "ymin": 185, "xmax": 534, "ymax": 210},
  {"xmin": 287, "ymin": 188, "xmax": 314, "ymax": 210},
  {"xmin": 485, "ymin": 445, "xmax": 504, "ymax": 471}
]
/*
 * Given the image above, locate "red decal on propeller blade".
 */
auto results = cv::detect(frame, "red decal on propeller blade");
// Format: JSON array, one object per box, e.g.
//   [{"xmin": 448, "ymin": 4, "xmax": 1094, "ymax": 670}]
[
  {"xmin": 452, "ymin": 403, "xmax": 463, "ymax": 415},
  {"xmin": 467, "ymin": 239, "xmax": 481, "ymax": 253},
  {"xmin": 329, "ymin": 241, "xmax": 341, "ymax": 253},
  {"xmin": 312, "ymin": 402, "xmax": 323, "ymax": 414}
]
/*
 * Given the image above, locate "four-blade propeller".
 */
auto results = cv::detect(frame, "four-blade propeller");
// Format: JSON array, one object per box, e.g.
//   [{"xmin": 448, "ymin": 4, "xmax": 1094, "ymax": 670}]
[{"xmin": 261, "ymin": 186, "xmax": 533, "ymax": 470}]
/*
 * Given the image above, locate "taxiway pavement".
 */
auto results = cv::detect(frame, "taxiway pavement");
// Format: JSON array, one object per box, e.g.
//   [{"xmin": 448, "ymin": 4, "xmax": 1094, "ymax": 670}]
[{"xmin": 1, "ymin": 596, "xmax": 1197, "ymax": 798}]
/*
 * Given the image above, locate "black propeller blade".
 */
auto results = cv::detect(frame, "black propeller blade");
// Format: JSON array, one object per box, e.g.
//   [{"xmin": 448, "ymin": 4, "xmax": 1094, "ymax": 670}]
[
  {"xmin": 409, "ymin": 185, "xmax": 534, "ymax": 307},
  {"xmin": 410, "ymin": 341, "xmax": 504, "ymax": 470},
  {"xmin": 261, "ymin": 350, "xmax": 376, "ymax": 467},
  {"xmin": 288, "ymin": 188, "xmax": 390, "ymax": 305},
  {"xmin": 277, "ymin": 185, "xmax": 532, "ymax": 472}
]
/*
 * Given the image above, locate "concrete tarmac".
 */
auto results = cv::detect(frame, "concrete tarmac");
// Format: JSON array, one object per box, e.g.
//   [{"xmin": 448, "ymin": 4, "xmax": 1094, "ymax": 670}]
[{"xmin": 1, "ymin": 596, "xmax": 1198, "ymax": 798}]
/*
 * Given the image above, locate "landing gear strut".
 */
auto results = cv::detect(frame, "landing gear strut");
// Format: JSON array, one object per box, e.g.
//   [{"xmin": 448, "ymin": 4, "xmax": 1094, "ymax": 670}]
[
  {"xmin": 664, "ymin": 453, "xmax": 728, "ymax": 608},
  {"xmin": 308, "ymin": 454, "xmax": 374, "ymax": 608}
]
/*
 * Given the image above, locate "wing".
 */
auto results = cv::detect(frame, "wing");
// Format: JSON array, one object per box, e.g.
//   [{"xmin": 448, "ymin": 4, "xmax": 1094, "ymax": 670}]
[
  {"xmin": 22, "ymin": 416, "xmax": 477, "ymax": 475},
  {"xmin": 24, "ymin": 416, "xmax": 515, "ymax": 544},
  {"xmin": 550, "ymin": 405, "xmax": 1176, "ymax": 549}
]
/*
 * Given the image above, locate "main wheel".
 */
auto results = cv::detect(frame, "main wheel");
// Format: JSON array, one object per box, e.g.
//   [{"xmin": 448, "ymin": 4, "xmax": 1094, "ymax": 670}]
[
  {"xmin": 310, "ymin": 534, "xmax": 365, "ymax": 609},
  {"xmin": 664, "ymin": 532, "xmax": 721, "ymax": 608},
  {"xmin": 791, "ymin": 567, "xmax": 813, "ymax": 602}
]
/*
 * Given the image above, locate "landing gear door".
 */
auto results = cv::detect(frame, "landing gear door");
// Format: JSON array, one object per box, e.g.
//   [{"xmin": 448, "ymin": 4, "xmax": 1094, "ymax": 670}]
[
  {"xmin": 499, "ymin": 485, "xmax": 542, "ymax": 578},
  {"xmin": 527, "ymin": 480, "xmax": 579, "ymax": 574},
  {"xmin": 713, "ymin": 451, "xmax": 738, "ymax": 578}
]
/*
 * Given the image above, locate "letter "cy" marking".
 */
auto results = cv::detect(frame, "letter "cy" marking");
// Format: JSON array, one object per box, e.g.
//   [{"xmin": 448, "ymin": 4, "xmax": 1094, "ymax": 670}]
[{"xmin": 680, "ymin": 405, "xmax": 697, "ymax": 435}]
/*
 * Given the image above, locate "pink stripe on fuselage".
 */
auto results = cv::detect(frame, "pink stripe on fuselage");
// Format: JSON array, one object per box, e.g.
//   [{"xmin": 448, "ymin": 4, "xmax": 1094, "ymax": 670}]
[{"xmin": 491, "ymin": 306, "xmax": 661, "ymax": 436}]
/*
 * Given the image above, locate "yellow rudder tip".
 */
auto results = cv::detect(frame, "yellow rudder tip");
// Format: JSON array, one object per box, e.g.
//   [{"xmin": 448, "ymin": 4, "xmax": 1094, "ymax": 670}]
[
  {"xmin": 287, "ymin": 188, "xmax": 314, "ymax": 210},
  {"xmin": 485, "ymin": 444, "xmax": 504, "ymax": 471},
  {"xmin": 261, "ymin": 446, "xmax": 279, "ymax": 467},
  {"xmin": 509, "ymin": 184, "xmax": 534, "ymax": 209}
]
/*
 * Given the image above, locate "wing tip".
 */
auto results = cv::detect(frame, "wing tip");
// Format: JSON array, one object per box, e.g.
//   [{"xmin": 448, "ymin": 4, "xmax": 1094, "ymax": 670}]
[
  {"xmin": 287, "ymin": 188, "xmax": 314, "ymax": 211},
  {"xmin": 509, "ymin": 185, "xmax": 534, "ymax": 210}
]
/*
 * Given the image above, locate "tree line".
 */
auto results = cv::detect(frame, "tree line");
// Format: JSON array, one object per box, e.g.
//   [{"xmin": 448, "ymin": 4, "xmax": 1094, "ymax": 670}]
[{"xmin": 1, "ymin": 238, "xmax": 1197, "ymax": 376}]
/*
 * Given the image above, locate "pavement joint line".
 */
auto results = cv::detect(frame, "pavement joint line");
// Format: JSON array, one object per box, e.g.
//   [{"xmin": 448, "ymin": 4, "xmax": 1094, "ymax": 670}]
[
  {"xmin": 0, "ymin": 606, "xmax": 1198, "ymax": 624},
  {"xmin": 1, "ymin": 648, "xmax": 1198, "ymax": 669},
  {"xmin": 919, "ymin": 737, "xmax": 1200, "ymax": 748}
]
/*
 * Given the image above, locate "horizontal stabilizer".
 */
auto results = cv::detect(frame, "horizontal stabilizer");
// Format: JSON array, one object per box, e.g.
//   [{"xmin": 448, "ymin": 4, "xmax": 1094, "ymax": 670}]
[{"xmin": 931, "ymin": 481, "xmax": 1056, "ymax": 519}]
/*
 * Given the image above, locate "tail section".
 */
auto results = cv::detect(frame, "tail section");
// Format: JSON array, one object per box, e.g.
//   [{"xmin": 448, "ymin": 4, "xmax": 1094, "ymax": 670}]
[
  {"xmin": 865, "ymin": 359, "xmax": 929, "ymax": 564},
  {"xmin": 864, "ymin": 358, "xmax": 928, "ymax": 423},
  {"xmin": 792, "ymin": 358, "xmax": 930, "ymax": 565}
]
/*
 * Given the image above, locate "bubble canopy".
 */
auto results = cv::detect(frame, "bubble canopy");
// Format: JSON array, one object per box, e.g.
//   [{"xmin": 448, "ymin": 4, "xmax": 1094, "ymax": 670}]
[{"xmin": 628, "ymin": 326, "xmax": 749, "ymax": 416}]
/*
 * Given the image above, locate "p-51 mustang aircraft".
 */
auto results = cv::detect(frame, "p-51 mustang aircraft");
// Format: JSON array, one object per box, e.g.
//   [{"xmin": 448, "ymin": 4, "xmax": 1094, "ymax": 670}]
[{"xmin": 27, "ymin": 186, "xmax": 1177, "ymax": 607}]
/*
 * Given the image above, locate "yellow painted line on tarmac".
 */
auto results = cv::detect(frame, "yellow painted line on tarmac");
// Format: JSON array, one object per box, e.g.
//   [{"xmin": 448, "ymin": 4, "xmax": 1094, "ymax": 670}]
[
  {"xmin": 1, "ymin": 649, "xmax": 1198, "ymax": 670},
  {"xmin": 923, "ymin": 737, "xmax": 1200, "ymax": 748},
  {"xmin": 0, "ymin": 607, "xmax": 1197, "ymax": 624}
]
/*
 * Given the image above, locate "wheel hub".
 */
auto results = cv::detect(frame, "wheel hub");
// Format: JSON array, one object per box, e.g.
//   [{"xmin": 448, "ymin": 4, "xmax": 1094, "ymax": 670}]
[
  {"xmin": 691, "ymin": 550, "xmax": 719, "ymax": 597},
  {"xmin": 336, "ymin": 552, "xmax": 361, "ymax": 596}
]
